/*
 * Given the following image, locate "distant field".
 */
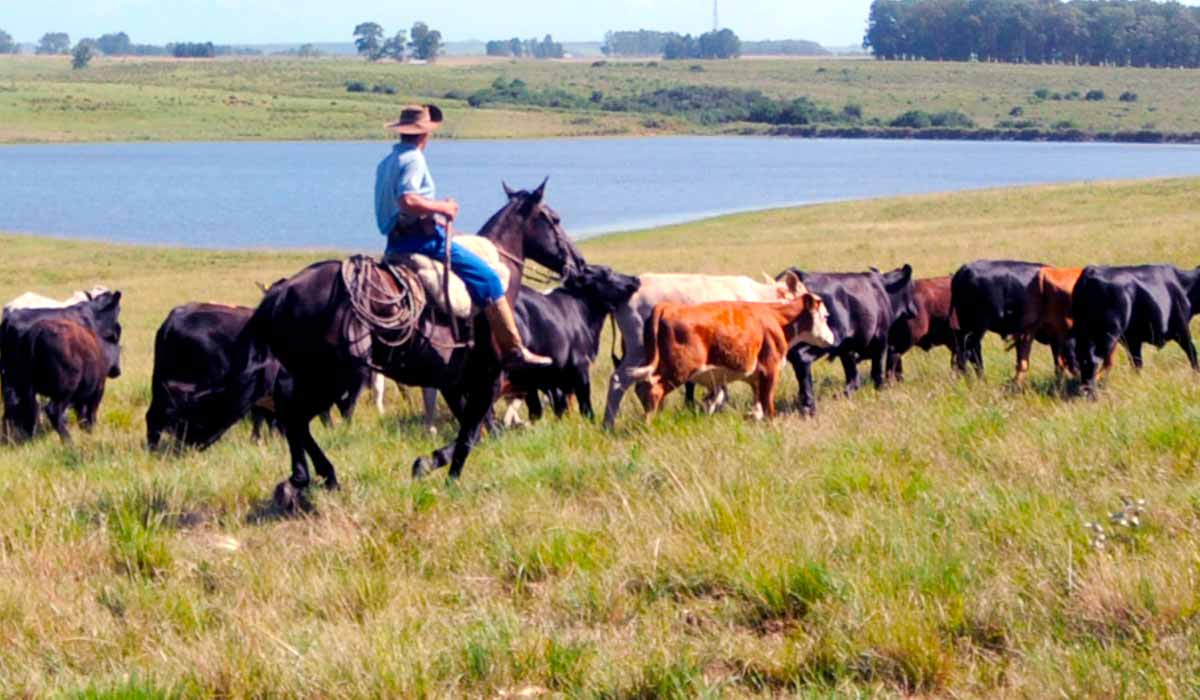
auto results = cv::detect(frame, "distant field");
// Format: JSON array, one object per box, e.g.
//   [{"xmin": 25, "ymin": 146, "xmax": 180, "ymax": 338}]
[
  {"xmin": 1, "ymin": 178, "xmax": 1199, "ymax": 696},
  {"xmin": 1, "ymin": 54, "xmax": 1199, "ymax": 142}
]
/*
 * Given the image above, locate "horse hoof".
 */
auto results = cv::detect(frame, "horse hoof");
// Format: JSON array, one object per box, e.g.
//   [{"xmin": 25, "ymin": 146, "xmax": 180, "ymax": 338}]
[
  {"xmin": 412, "ymin": 456, "xmax": 434, "ymax": 479},
  {"xmin": 273, "ymin": 481, "xmax": 302, "ymax": 512},
  {"xmin": 323, "ymin": 479, "xmax": 341, "ymax": 492}
]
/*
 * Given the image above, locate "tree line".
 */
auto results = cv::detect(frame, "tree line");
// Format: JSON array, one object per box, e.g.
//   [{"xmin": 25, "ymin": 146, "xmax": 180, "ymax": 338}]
[
  {"xmin": 864, "ymin": 0, "xmax": 1200, "ymax": 67},
  {"xmin": 485, "ymin": 35, "xmax": 564, "ymax": 59},
  {"xmin": 353, "ymin": 22, "xmax": 443, "ymax": 62},
  {"xmin": 603, "ymin": 28, "xmax": 742, "ymax": 59}
]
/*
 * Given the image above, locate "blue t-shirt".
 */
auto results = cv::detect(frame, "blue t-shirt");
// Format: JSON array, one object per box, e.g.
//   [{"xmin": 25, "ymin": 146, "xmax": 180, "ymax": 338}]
[{"xmin": 375, "ymin": 143, "xmax": 437, "ymax": 235}]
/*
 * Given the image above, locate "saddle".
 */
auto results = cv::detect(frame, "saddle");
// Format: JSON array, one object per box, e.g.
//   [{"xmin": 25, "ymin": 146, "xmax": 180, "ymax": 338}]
[{"xmin": 388, "ymin": 236, "xmax": 510, "ymax": 319}]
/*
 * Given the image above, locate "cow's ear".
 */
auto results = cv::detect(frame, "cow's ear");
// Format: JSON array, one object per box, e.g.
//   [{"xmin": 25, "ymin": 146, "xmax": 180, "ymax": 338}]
[
  {"xmin": 901, "ymin": 264, "xmax": 913, "ymax": 281},
  {"xmin": 778, "ymin": 270, "xmax": 806, "ymax": 297},
  {"xmin": 105, "ymin": 291, "xmax": 122, "ymax": 308},
  {"xmin": 869, "ymin": 266, "xmax": 880, "ymax": 274}
]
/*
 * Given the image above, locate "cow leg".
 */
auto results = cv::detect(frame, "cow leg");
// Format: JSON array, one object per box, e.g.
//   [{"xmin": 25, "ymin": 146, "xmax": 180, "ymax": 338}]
[
  {"xmin": 250, "ymin": 407, "xmax": 267, "ymax": 442},
  {"xmin": 573, "ymin": 368, "xmax": 595, "ymax": 421},
  {"xmin": 841, "ymin": 354, "xmax": 862, "ymax": 397},
  {"xmin": 503, "ymin": 398, "xmax": 525, "ymax": 428},
  {"xmin": 886, "ymin": 349, "xmax": 904, "ymax": 383},
  {"xmin": 422, "ymin": 387, "xmax": 438, "ymax": 434},
  {"xmin": 318, "ymin": 410, "xmax": 333, "ymax": 428},
  {"xmin": 1127, "ymin": 339, "xmax": 1145, "ymax": 370},
  {"xmin": 603, "ymin": 349, "xmax": 647, "ymax": 429},
  {"xmin": 46, "ymin": 400, "xmax": 72, "ymax": 444},
  {"xmin": 1011, "ymin": 334, "xmax": 1034, "ymax": 384},
  {"xmin": 526, "ymin": 390, "xmax": 545, "ymax": 422},
  {"xmin": 1178, "ymin": 332, "xmax": 1199, "ymax": 372},
  {"xmin": 758, "ymin": 369, "xmax": 780, "ymax": 420},
  {"xmin": 684, "ymin": 382, "xmax": 697, "ymax": 411},
  {"xmin": 792, "ymin": 359, "xmax": 816, "ymax": 417},
  {"xmin": 370, "ymin": 373, "xmax": 384, "ymax": 415},
  {"xmin": 870, "ymin": 346, "xmax": 886, "ymax": 390},
  {"xmin": 643, "ymin": 381, "xmax": 668, "ymax": 424},
  {"xmin": 703, "ymin": 386, "xmax": 727, "ymax": 415}
]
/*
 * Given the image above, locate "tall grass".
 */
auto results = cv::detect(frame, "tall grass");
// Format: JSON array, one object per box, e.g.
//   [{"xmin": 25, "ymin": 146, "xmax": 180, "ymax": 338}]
[{"xmin": 0, "ymin": 178, "xmax": 1198, "ymax": 696}]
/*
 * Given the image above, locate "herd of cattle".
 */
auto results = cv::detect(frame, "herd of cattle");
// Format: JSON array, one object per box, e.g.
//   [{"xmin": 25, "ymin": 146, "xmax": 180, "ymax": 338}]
[{"xmin": 0, "ymin": 259, "xmax": 1197, "ymax": 446}]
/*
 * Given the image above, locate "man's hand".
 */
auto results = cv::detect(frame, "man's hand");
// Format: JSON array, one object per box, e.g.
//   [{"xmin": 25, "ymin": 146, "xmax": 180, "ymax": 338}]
[{"xmin": 441, "ymin": 198, "xmax": 459, "ymax": 221}]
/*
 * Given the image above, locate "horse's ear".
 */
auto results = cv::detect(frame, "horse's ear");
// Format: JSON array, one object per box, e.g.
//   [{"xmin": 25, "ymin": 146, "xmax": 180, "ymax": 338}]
[
  {"xmin": 531, "ymin": 177, "xmax": 548, "ymax": 203},
  {"xmin": 502, "ymin": 181, "xmax": 517, "ymax": 199},
  {"xmin": 255, "ymin": 281, "xmax": 269, "ymax": 294}
]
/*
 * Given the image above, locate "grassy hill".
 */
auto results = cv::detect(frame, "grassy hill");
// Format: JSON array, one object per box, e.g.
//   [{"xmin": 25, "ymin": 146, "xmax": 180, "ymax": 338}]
[
  {"xmin": 1, "ymin": 54, "xmax": 1198, "ymax": 142},
  {"xmin": 0, "ymin": 178, "xmax": 1198, "ymax": 696}
]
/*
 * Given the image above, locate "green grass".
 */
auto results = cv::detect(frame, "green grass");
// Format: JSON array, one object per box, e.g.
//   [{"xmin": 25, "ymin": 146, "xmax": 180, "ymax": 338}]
[
  {"xmin": 2, "ymin": 54, "xmax": 1199, "ymax": 142},
  {"xmin": 1, "ymin": 178, "xmax": 1200, "ymax": 696}
]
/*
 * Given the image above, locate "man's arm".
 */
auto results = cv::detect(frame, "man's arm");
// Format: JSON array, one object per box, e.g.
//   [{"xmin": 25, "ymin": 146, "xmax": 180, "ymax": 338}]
[{"xmin": 400, "ymin": 193, "xmax": 459, "ymax": 221}]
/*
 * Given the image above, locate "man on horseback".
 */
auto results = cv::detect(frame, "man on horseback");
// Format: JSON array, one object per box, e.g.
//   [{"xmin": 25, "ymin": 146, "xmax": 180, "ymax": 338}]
[{"xmin": 375, "ymin": 104, "xmax": 551, "ymax": 368}]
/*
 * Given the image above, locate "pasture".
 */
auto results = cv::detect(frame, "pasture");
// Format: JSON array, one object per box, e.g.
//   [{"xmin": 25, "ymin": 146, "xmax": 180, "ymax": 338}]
[
  {"xmin": 2, "ymin": 54, "xmax": 1200, "ymax": 142},
  {"xmin": 1, "ymin": 177, "xmax": 1199, "ymax": 697}
]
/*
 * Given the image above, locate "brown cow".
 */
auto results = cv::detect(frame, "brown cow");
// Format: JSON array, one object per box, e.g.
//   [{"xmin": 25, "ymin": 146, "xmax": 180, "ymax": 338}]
[
  {"xmin": 10, "ymin": 318, "xmax": 119, "ymax": 442},
  {"xmin": 886, "ymin": 276, "xmax": 954, "ymax": 381},
  {"xmin": 629, "ymin": 295, "xmax": 836, "ymax": 422}
]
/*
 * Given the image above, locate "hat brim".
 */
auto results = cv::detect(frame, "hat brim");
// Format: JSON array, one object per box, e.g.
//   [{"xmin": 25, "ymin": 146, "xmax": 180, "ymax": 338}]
[
  {"xmin": 384, "ymin": 120, "xmax": 443, "ymax": 135},
  {"xmin": 385, "ymin": 104, "xmax": 444, "ymax": 135}
]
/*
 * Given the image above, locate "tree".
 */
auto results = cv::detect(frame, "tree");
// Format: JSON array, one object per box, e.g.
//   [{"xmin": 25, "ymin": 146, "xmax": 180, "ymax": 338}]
[
  {"xmin": 509, "ymin": 37, "xmax": 523, "ymax": 57},
  {"xmin": 0, "ymin": 29, "xmax": 17, "ymax": 54},
  {"xmin": 380, "ymin": 30, "xmax": 407, "ymax": 61},
  {"xmin": 353, "ymin": 22, "xmax": 385, "ymax": 60},
  {"xmin": 72, "ymin": 39, "xmax": 97, "ymax": 69},
  {"xmin": 698, "ymin": 28, "xmax": 740, "ymax": 58},
  {"xmin": 485, "ymin": 40, "xmax": 508, "ymax": 56},
  {"xmin": 36, "ymin": 32, "xmax": 71, "ymax": 55},
  {"xmin": 96, "ymin": 32, "xmax": 132, "ymax": 55},
  {"xmin": 409, "ymin": 22, "xmax": 443, "ymax": 61}
]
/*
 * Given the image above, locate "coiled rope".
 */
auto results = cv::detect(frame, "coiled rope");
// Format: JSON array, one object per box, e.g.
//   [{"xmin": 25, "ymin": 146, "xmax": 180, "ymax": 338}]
[{"xmin": 340, "ymin": 255, "xmax": 425, "ymax": 349}]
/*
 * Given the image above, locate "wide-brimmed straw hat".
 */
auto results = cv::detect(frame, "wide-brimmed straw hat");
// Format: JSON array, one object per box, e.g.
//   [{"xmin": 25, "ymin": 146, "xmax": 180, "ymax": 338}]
[{"xmin": 384, "ymin": 104, "xmax": 444, "ymax": 135}]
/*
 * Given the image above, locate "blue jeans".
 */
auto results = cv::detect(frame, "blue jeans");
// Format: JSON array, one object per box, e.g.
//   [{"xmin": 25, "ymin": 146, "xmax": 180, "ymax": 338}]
[{"xmin": 385, "ymin": 224, "xmax": 504, "ymax": 306}]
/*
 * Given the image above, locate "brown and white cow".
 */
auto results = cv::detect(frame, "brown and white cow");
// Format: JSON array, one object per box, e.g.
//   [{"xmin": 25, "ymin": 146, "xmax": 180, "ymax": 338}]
[
  {"xmin": 628, "ymin": 294, "xmax": 835, "ymax": 423},
  {"xmin": 603, "ymin": 272, "xmax": 805, "ymax": 428}
]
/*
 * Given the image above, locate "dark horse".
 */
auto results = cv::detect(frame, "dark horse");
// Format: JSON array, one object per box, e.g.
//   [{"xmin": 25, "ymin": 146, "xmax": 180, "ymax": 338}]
[{"xmin": 174, "ymin": 182, "xmax": 584, "ymax": 509}]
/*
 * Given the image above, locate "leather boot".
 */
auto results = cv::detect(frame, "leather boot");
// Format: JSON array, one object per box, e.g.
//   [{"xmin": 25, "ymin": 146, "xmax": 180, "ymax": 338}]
[{"xmin": 485, "ymin": 298, "xmax": 553, "ymax": 368}]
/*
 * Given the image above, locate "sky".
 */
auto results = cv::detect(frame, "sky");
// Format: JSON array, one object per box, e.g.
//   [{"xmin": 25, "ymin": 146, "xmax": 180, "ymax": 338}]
[{"xmin": 2, "ymin": 0, "xmax": 876, "ymax": 47}]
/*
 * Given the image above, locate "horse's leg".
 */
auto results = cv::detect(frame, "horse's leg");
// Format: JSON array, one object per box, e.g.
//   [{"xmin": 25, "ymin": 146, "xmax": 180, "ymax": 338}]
[
  {"xmin": 302, "ymin": 424, "xmax": 340, "ymax": 490},
  {"xmin": 413, "ymin": 387, "xmax": 481, "ymax": 474},
  {"xmin": 422, "ymin": 387, "xmax": 438, "ymax": 433},
  {"xmin": 447, "ymin": 379, "xmax": 499, "ymax": 480},
  {"xmin": 274, "ymin": 417, "xmax": 314, "ymax": 512}
]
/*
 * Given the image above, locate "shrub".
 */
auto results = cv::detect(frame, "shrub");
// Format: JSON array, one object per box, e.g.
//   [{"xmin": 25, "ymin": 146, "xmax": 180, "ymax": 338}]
[
  {"xmin": 689, "ymin": 64, "xmax": 705, "ymax": 72},
  {"xmin": 1119, "ymin": 91, "xmax": 1139, "ymax": 103},
  {"xmin": 1086, "ymin": 89, "xmax": 1106, "ymax": 101},
  {"xmin": 371, "ymin": 84, "xmax": 396, "ymax": 95},
  {"xmin": 1009, "ymin": 106, "xmax": 1023, "ymax": 117},
  {"xmin": 1065, "ymin": 90, "xmax": 1082, "ymax": 100},
  {"xmin": 930, "ymin": 110, "xmax": 975, "ymax": 128},
  {"xmin": 590, "ymin": 60, "xmax": 607, "ymax": 67},
  {"xmin": 843, "ymin": 103, "xmax": 864, "ymax": 120},
  {"xmin": 890, "ymin": 110, "xmax": 933, "ymax": 128},
  {"xmin": 345, "ymin": 81, "xmax": 367, "ymax": 93},
  {"xmin": 1053, "ymin": 119, "xmax": 1081, "ymax": 130},
  {"xmin": 1033, "ymin": 88, "xmax": 1051, "ymax": 100}
]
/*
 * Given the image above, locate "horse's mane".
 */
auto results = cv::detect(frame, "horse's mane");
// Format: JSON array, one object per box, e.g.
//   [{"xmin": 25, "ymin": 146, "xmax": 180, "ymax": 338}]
[{"xmin": 477, "ymin": 192, "xmax": 529, "ymax": 238}]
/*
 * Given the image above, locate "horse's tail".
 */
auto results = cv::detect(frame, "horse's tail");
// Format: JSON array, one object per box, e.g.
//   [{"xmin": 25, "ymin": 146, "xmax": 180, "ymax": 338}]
[
  {"xmin": 168, "ymin": 292, "xmax": 279, "ymax": 450},
  {"xmin": 628, "ymin": 305, "xmax": 666, "ymax": 382}
]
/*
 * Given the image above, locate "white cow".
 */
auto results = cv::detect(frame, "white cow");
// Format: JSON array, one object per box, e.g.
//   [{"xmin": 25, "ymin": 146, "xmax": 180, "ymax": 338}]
[
  {"xmin": 602, "ymin": 272, "xmax": 804, "ymax": 428},
  {"xmin": 3, "ymin": 286, "xmax": 110, "ymax": 319},
  {"xmin": 369, "ymin": 374, "xmax": 440, "ymax": 435}
]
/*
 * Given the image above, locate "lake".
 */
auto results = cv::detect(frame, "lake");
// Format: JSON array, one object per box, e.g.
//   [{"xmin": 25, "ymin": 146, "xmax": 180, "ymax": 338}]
[{"xmin": 2, "ymin": 137, "xmax": 1199, "ymax": 250}]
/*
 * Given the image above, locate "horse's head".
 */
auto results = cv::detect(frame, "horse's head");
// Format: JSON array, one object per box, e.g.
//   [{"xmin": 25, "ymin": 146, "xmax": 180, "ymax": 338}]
[{"xmin": 498, "ymin": 179, "xmax": 586, "ymax": 279}]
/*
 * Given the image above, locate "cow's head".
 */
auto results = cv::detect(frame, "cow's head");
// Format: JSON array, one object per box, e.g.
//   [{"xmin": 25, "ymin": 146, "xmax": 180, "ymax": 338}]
[
  {"xmin": 87, "ymin": 291, "xmax": 123, "ymax": 378},
  {"xmin": 770, "ymin": 269, "xmax": 809, "ymax": 300},
  {"xmin": 880, "ymin": 264, "xmax": 917, "ymax": 322},
  {"xmin": 563, "ymin": 264, "xmax": 641, "ymax": 310},
  {"xmin": 794, "ymin": 293, "xmax": 836, "ymax": 348}
]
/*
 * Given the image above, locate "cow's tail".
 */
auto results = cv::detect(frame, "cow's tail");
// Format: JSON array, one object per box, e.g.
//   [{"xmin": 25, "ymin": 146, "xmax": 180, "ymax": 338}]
[
  {"xmin": 169, "ymin": 295, "xmax": 278, "ymax": 450},
  {"xmin": 627, "ymin": 305, "xmax": 666, "ymax": 382}
]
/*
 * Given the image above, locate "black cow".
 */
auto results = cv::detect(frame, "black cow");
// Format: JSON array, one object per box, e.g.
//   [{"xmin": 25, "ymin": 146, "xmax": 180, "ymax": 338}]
[
  {"xmin": 506, "ymin": 265, "xmax": 641, "ymax": 422},
  {"xmin": 778, "ymin": 266, "xmax": 915, "ymax": 416},
  {"xmin": 1, "ymin": 291, "xmax": 123, "ymax": 441},
  {"xmin": 1072, "ymin": 264, "xmax": 1200, "ymax": 396},
  {"xmin": 147, "ymin": 303, "xmax": 365, "ymax": 450},
  {"xmin": 949, "ymin": 260, "xmax": 1047, "ymax": 377}
]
